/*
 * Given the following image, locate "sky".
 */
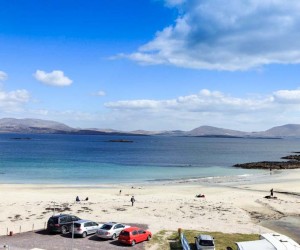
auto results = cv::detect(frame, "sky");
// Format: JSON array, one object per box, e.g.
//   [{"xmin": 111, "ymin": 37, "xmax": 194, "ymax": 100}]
[{"xmin": 1, "ymin": 0, "xmax": 300, "ymax": 132}]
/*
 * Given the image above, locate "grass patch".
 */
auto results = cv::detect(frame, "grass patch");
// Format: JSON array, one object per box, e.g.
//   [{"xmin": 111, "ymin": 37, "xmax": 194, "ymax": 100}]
[{"xmin": 147, "ymin": 230, "xmax": 259, "ymax": 250}]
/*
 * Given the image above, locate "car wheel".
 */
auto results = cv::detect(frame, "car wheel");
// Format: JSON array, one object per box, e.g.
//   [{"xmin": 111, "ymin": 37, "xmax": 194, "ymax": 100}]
[
  {"xmin": 61, "ymin": 226, "xmax": 68, "ymax": 234},
  {"xmin": 82, "ymin": 231, "xmax": 87, "ymax": 238},
  {"xmin": 147, "ymin": 235, "xmax": 151, "ymax": 241},
  {"xmin": 131, "ymin": 240, "xmax": 136, "ymax": 246},
  {"xmin": 112, "ymin": 233, "xmax": 117, "ymax": 240}
]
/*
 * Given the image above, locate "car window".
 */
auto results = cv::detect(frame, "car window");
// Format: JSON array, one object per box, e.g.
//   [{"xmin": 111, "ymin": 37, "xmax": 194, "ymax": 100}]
[
  {"xmin": 200, "ymin": 240, "xmax": 214, "ymax": 246},
  {"xmin": 60, "ymin": 217, "xmax": 67, "ymax": 223},
  {"xmin": 138, "ymin": 230, "xmax": 144, "ymax": 234},
  {"xmin": 65, "ymin": 216, "xmax": 73, "ymax": 222},
  {"xmin": 132, "ymin": 230, "xmax": 138, "ymax": 235},
  {"xmin": 71, "ymin": 216, "xmax": 79, "ymax": 221},
  {"xmin": 101, "ymin": 224, "xmax": 112, "ymax": 230},
  {"xmin": 84, "ymin": 222, "xmax": 92, "ymax": 227},
  {"xmin": 92, "ymin": 222, "xmax": 98, "ymax": 226},
  {"xmin": 74, "ymin": 223, "xmax": 81, "ymax": 228}
]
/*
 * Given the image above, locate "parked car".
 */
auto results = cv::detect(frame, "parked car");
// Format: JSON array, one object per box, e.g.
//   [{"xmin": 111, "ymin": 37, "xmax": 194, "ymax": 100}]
[
  {"xmin": 96, "ymin": 222, "xmax": 129, "ymax": 240},
  {"xmin": 70, "ymin": 219, "xmax": 102, "ymax": 238},
  {"xmin": 47, "ymin": 214, "xmax": 81, "ymax": 234},
  {"xmin": 118, "ymin": 227, "xmax": 152, "ymax": 246},
  {"xmin": 194, "ymin": 235, "xmax": 215, "ymax": 250}
]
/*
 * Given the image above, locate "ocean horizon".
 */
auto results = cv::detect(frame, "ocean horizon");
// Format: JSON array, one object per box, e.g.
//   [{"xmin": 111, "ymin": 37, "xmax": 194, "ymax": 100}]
[{"xmin": 0, "ymin": 133, "xmax": 298, "ymax": 185}]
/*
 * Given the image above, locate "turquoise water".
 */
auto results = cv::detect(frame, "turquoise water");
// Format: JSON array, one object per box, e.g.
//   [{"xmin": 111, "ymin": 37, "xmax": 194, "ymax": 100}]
[{"xmin": 0, "ymin": 134, "xmax": 299, "ymax": 184}]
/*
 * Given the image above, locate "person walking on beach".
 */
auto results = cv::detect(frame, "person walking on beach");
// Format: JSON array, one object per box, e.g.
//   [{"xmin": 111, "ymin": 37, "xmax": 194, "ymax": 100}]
[
  {"xmin": 76, "ymin": 196, "xmax": 80, "ymax": 203},
  {"xmin": 270, "ymin": 188, "xmax": 274, "ymax": 197},
  {"xmin": 119, "ymin": 190, "xmax": 122, "ymax": 195},
  {"xmin": 130, "ymin": 196, "xmax": 135, "ymax": 206}
]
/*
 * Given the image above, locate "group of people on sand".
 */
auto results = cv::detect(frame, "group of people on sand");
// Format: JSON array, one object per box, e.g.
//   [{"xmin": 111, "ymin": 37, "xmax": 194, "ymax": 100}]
[{"xmin": 75, "ymin": 191, "xmax": 136, "ymax": 206}]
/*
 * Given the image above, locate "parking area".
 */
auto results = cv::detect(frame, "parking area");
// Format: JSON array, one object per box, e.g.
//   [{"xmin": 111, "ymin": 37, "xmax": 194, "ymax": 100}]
[{"xmin": 0, "ymin": 228, "xmax": 147, "ymax": 250}]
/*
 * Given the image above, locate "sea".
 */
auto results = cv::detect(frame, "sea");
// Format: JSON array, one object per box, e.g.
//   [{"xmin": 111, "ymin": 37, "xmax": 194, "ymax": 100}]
[{"xmin": 0, "ymin": 133, "xmax": 299, "ymax": 185}]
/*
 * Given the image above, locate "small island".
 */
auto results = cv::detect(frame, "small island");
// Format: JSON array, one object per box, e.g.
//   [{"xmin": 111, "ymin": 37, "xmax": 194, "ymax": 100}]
[
  {"xmin": 234, "ymin": 153, "xmax": 300, "ymax": 169},
  {"xmin": 108, "ymin": 139, "xmax": 133, "ymax": 143},
  {"xmin": 10, "ymin": 137, "xmax": 32, "ymax": 140}
]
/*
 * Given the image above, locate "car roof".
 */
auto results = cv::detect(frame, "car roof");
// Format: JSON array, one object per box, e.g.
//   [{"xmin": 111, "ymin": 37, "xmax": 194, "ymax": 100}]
[
  {"xmin": 198, "ymin": 235, "xmax": 214, "ymax": 241},
  {"xmin": 103, "ymin": 222, "xmax": 118, "ymax": 226},
  {"xmin": 123, "ymin": 227, "xmax": 140, "ymax": 232},
  {"xmin": 51, "ymin": 214, "xmax": 71, "ymax": 218},
  {"xmin": 75, "ymin": 220, "xmax": 94, "ymax": 223}
]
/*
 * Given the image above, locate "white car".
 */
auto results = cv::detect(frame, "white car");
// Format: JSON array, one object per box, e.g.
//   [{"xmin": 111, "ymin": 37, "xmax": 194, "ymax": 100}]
[
  {"xmin": 70, "ymin": 220, "xmax": 102, "ymax": 238},
  {"xmin": 96, "ymin": 222, "xmax": 129, "ymax": 240},
  {"xmin": 194, "ymin": 235, "xmax": 215, "ymax": 250}
]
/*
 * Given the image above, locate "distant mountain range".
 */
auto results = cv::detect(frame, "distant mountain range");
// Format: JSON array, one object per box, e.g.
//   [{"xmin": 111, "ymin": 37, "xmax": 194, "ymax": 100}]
[{"xmin": 1, "ymin": 118, "xmax": 300, "ymax": 138}]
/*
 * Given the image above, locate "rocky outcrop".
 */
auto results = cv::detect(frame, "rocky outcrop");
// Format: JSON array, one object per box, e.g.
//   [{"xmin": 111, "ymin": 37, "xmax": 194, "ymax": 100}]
[
  {"xmin": 233, "ymin": 161, "xmax": 300, "ymax": 169},
  {"xmin": 281, "ymin": 155, "xmax": 300, "ymax": 161}
]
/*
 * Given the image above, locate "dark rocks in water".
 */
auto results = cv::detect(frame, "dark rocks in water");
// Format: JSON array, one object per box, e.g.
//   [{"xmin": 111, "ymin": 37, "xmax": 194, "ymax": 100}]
[
  {"xmin": 234, "ymin": 151, "xmax": 300, "ymax": 169},
  {"xmin": 108, "ymin": 139, "xmax": 133, "ymax": 143},
  {"xmin": 281, "ymin": 155, "xmax": 300, "ymax": 161},
  {"xmin": 10, "ymin": 137, "xmax": 32, "ymax": 140},
  {"xmin": 233, "ymin": 161, "xmax": 300, "ymax": 169}
]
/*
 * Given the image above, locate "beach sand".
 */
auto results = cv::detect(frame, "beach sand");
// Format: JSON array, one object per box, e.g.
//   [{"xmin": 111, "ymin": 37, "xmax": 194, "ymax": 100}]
[{"xmin": 0, "ymin": 169, "xmax": 299, "ymax": 245}]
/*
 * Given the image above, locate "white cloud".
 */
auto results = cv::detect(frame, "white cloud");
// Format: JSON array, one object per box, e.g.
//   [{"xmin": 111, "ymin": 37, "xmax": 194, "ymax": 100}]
[
  {"xmin": 123, "ymin": 0, "xmax": 300, "ymax": 70},
  {"xmin": 0, "ymin": 71, "xmax": 8, "ymax": 81},
  {"xmin": 93, "ymin": 90, "xmax": 106, "ymax": 97},
  {"xmin": 0, "ymin": 89, "xmax": 30, "ymax": 112},
  {"xmin": 33, "ymin": 70, "xmax": 73, "ymax": 86},
  {"xmin": 164, "ymin": 0, "xmax": 186, "ymax": 7},
  {"xmin": 273, "ymin": 89, "xmax": 300, "ymax": 103},
  {"xmin": 102, "ymin": 88, "xmax": 300, "ymax": 131},
  {"xmin": 105, "ymin": 89, "xmax": 272, "ymax": 112}
]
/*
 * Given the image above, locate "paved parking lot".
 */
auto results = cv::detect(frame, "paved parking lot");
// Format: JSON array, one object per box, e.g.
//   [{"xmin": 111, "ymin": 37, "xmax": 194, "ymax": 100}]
[{"xmin": 0, "ymin": 229, "xmax": 147, "ymax": 250}]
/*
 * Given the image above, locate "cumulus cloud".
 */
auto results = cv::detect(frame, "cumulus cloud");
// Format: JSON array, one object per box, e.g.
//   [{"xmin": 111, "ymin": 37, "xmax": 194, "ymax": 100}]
[
  {"xmin": 102, "ymin": 88, "xmax": 300, "ymax": 131},
  {"xmin": 0, "ymin": 89, "xmax": 30, "ymax": 111},
  {"xmin": 273, "ymin": 89, "xmax": 300, "ymax": 103},
  {"xmin": 105, "ymin": 89, "xmax": 272, "ymax": 112},
  {"xmin": 0, "ymin": 71, "xmax": 8, "ymax": 81},
  {"xmin": 124, "ymin": 0, "xmax": 300, "ymax": 70},
  {"xmin": 34, "ymin": 70, "xmax": 73, "ymax": 86}
]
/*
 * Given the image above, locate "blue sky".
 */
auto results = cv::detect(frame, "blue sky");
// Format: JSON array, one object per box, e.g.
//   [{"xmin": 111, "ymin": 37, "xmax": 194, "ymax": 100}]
[{"xmin": 1, "ymin": 0, "xmax": 300, "ymax": 131}]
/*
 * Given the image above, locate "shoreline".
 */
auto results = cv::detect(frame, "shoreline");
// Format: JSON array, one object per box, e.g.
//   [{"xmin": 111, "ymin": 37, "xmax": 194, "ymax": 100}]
[{"xmin": 0, "ymin": 169, "xmax": 299, "ymax": 244}]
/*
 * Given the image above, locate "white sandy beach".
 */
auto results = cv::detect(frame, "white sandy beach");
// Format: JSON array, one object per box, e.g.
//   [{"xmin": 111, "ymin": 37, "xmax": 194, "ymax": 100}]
[{"xmin": 0, "ymin": 169, "xmax": 299, "ymax": 244}]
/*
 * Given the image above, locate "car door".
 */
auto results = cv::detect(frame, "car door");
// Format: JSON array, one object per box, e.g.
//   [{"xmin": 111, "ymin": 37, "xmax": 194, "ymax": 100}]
[
  {"xmin": 131, "ymin": 230, "xmax": 139, "ymax": 243},
  {"xmin": 83, "ymin": 222, "xmax": 89, "ymax": 235},
  {"xmin": 138, "ymin": 229, "xmax": 146, "ymax": 242},
  {"xmin": 91, "ymin": 222, "xmax": 98, "ymax": 234},
  {"xmin": 115, "ymin": 224, "xmax": 125, "ymax": 236}
]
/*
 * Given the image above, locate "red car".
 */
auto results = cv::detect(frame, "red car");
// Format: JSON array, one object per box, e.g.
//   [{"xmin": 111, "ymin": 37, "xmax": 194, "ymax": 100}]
[{"xmin": 118, "ymin": 227, "xmax": 152, "ymax": 246}]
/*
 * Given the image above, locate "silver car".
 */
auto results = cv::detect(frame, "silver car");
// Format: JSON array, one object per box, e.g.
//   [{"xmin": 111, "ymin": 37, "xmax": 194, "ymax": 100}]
[
  {"xmin": 70, "ymin": 220, "xmax": 101, "ymax": 238},
  {"xmin": 96, "ymin": 222, "xmax": 129, "ymax": 240},
  {"xmin": 194, "ymin": 235, "xmax": 215, "ymax": 250}
]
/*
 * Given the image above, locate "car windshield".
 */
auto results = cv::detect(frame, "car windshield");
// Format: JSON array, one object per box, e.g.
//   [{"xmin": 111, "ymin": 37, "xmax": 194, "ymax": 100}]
[
  {"xmin": 73, "ymin": 223, "xmax": 81, "ymax": 228},
  {"xmin": 48, "ymin": 217, "xmax": 58, "ymax": 224},
  {"xmin": 199, "ymin": 240, "xmax": 214, "ymax": 246},
  {"xmin": 120, "ymin": 231, "xmax": 130, "ymax": 237},
  {"xmin": 100, "ymin": 224, "xmax": 112, "ymax": 230}
]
